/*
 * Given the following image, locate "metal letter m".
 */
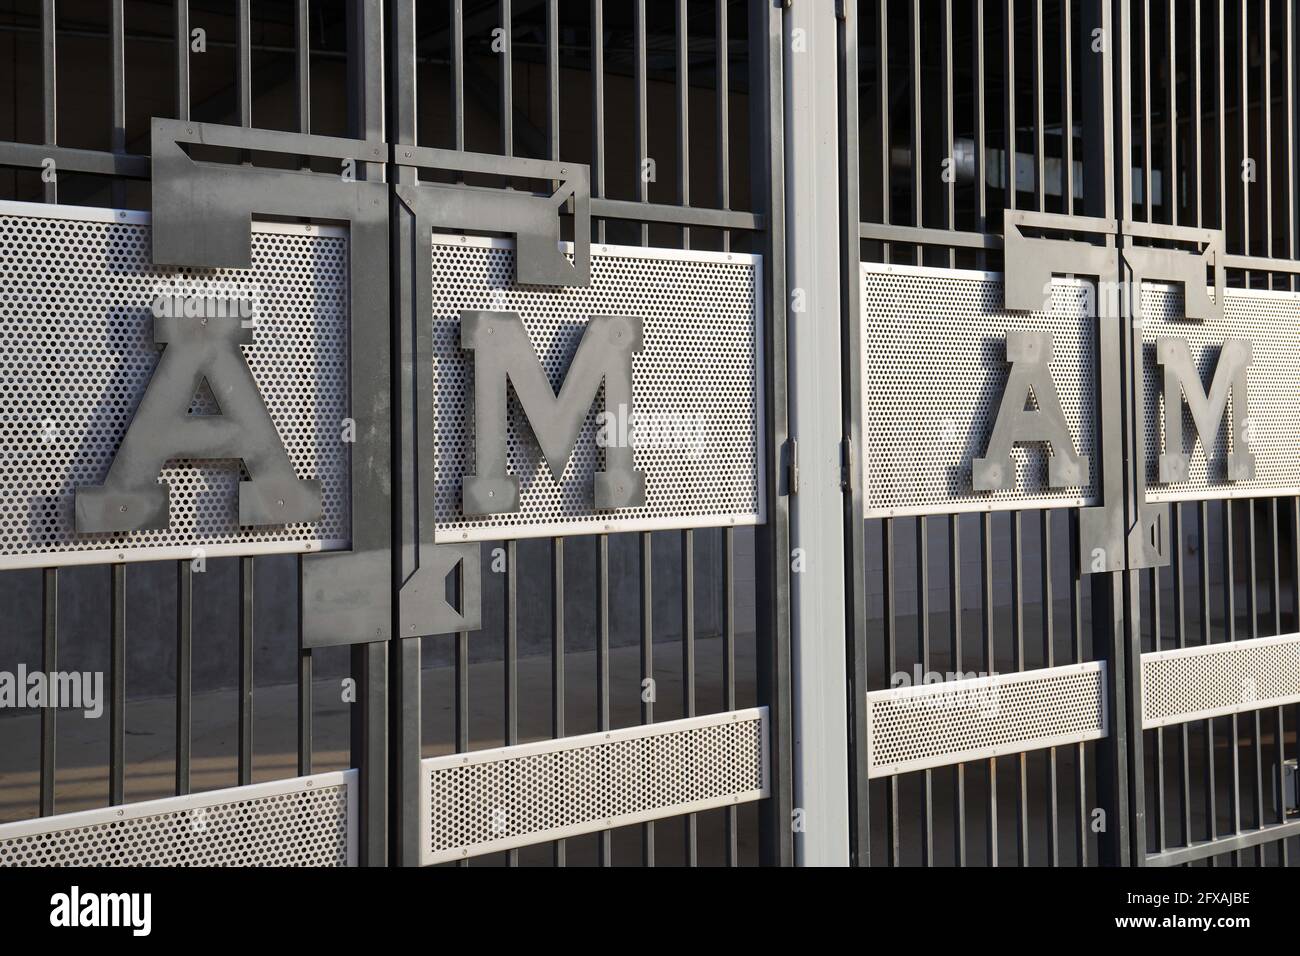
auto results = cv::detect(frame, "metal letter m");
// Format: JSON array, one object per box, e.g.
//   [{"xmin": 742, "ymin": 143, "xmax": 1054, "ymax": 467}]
[{"xmin": 460, "ymin": 310, "xmax": 645, "ymax": 515}]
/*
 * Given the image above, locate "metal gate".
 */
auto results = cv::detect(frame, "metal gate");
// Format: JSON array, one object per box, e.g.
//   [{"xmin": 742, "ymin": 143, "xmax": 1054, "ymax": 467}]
[
  {"xmin": 0, "ymin": 0, "xmax": 792, "ymax": 867},
  {"xmin": 2, "ymin": 0, "xmax": 1299, "ymax": 870},
  {"xmin": 842, "ymin": 0, "xmax": 1300, "ymax": 867}
]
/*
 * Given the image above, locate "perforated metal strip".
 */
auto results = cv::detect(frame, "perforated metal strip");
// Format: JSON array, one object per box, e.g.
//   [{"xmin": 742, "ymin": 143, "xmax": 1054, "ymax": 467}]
[
  {"xmin": 419, "ymin": 708, "xmax": 768, "ymax": 865},
  {"xmin": 1141, "ymin": 633, "xmax": 1300, "ymax": 728},
  {"xmin": 860, "ymin": 264, "xmax": 1097, "ymax": 517},
  {"xmin": 431, "ymin": 236, "xmax": 764, "ymax": 541},
  {"xmin": 0, "ymin": 200, "xmax": 350, "ymax": 570},
  {"xmin": 866, "ymin": 662, "xmax": 1108, "ymax": 778},
  {"xmin": 0, "ymin": 771, "xmax": 356, "ymax": 867}
]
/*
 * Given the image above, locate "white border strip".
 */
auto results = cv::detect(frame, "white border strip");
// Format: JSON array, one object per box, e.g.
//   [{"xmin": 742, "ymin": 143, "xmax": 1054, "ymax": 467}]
[
  {"xmin": 0, "ymin": 197, "xmax": 348, "ymax": 237},
  {"xmin": 1141, "ymin": 632, "xmax": 1300, "ymax": 728},
  {"xmin": 0, "ymin": 538, "xmax": 349, "ymax": 573},
  {"xmin": 865, "ymin": 661, "xmax": 1108, "ymax": 778},
  {"xmin": 430, "ymin": 234, "xmax": 767, "ymax": 541},
  {"xmin": 418, "ymin": 707, "xmax": 769, "ymax": 865},
  {"xmin": 0, "ymin": 770, "xmax": 359, "ymax": 867}
]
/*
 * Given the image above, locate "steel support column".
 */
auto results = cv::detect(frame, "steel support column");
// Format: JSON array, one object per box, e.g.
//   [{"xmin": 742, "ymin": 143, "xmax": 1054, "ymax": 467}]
[{"xmin": 782, "ymin": 0, "xmax": 850, "ymax": 866}]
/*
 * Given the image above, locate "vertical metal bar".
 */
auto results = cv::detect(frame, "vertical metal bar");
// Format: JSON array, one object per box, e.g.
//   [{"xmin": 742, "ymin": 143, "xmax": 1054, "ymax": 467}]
[
  {"xmin": 596, "ymin": 533, "xmax": 611, "ymax": 865},
  {"xmin": 917, "ymin": 516, "xmax": 933, "ymax": 865},
  {"xmin": 1272, "ymin": 505, "xmax": 1288, "ymax": 859},
  {"xmin": 350, "ymin": 641, "xmax": 388, "ymax": 867},
  {"xmin": 1168, "ymin": 0, "xmax": 1176, "ymax": 225},
  {"xmin": 1224, "ymin": 502, "xmax": 1241, "ymax": 861},
  {"xmin": 911, "ymin": 0, "xmax": 922, "ymax": 263},
  {"xmin": 949, "ymin": 514, "xmax": 965, "ymax": 865},
  {"xmin": 1200, "ymin": 501, "xmax": 1217, "ymax": 849},
  {"xmin": 1249, "ymin": 505, "xmax": 1264, "ymax": 862},
  {"xmin": 176, "ymin": 561, "xmax": 192, "ymax": 794},
  {"xmin": 1240, "ymin": 0, "xmax": 1249, "ymax": 272},
  {"xmin": 1289, "ymin": 0, "xmax": 1297, "ymax": 291},
  {"xmin": 1011, "ymin": 511, "xmax": 1028, "ymax": 865},
  {"xmin": 943, "ymin": 0, "xmax": 954, "ymax": 265},
  {"xmin": 1005, "ymin": 0, "xmax": 1016, "ymax": 212},
  {"xmin": 1194, "ymin": 0, "xmax": 1202, "ymax": 226},
  {"xmin": 717, "ymin": 0, "xmax": 730, "ymax": 251},
  {"xmin": 1218, "ymin": 0, "xmax": 1227, "ymax": 233},
  {"xmin": 175, "ymin": 0, "xmax": 190, "ymax": 122},
  {"xmin": 883, "ymin": 518, "xmax": 900, "ymax": 866},
  {"xmin": 1033, "ymin": 0, "xmax": 1044, "ymax": 211},
  {"xmin": 1271, "ymin": 500, "xmax": 1282, "ymax": 635},
  {"xmin": 347, "ymin": 0, "xmax": 386, "ymax": 869},
  {"xmin": 635, "ymin": 0, "xmax": 648, "ymax": 245},
  {"xmin": 1173, "ymin": 504, "xmax": 1190, "ymax": 846},
  {"xmin": 981, "ymin": 512, "xmax": 998, "ymax": 866},
  {"xmin": 974, "ymin": 0, "xmax": 986, "ymax": 264},
  {"xmin": 456, "ymin": 630, "xmax": 469, "ymax": 857},
  {"xmin": 455, "ymin": 628, "xmax": 469, "ymax": 757},
  {"xmin": 640, "ymin": 531, "xmax": 655, "ymax": 865},
  {"xmin": 110, "ymin": 0, "xmax": 125, "ymax": 206},
  {"xmin": 591, "ymin": 0, "xmax": 605, "ymax": 243},
  {"xmin": 1042, "ymin": 511, "xmax": 1058, "ymax": 865},
  {"xmin": 547, "ymin": 0, "xmax": 559, "ymax": 161},
  {"xmin": 500, "ymin": 0, "xmax": 513, "ymax": 158},
  {"xmin": 1248, "ymin": 504, "xmax": 1259, "ymax": 640},
  {"xmin": 237, "ymin": 0, "xmax": 252, "ymax": 128},
  {"xmin": 238, "ymin": 557, "xmax": 254, "ymax": 787},
  {"xmin": 41, "ymin": 0, "xmax": 56, "ymax": 204},
  {"xmin": 1264, "ymin": 0, "xmax": 1273, "ymax": 276},
  {"xmin": 109, "ymin": 564, "xmax": 126, "ymax": 806},
  {"xmin": 1294, "ymin": 499, "xmax": 1300, "ymax": 635},
  {"xmin": 722, "ymin": 526, "xmax": 738, "ymax": 865},
  {"xmin": 677, "ymin": 0, "xmax": 690, "ymax": 249},
  {"xmin": 838, "ymin": 0, "xmax": 873, "ymax": 872},
  {"xmin": 1088, "ymin": 0, "xmax": 1115, "ymax": 219},
  {"xmin": 752, "ymin": 0, "xmax": 793, "ymax": 867},
  {"xmin": 297, "ymin": 566, "xmax": 312, "ymax": 777},
  {"xmin": 505, "ymin": 538, "xmax": 518, "ymax": 866},
  {"xmin": 1154, "ymin": 522, "xmax": 1166, "ymax": 854},
  {"xmin": 1102, "ymin": 0, "xmax": 1136, "ymax": 868},
  {"xmin": 39, "ymin": 568, "xmax": 57, "ymax": 817},
  {"xmin": 878, "ymin": 0, "xmax": 890, "ymax": 263},
  {"xmin": 681, "ymin": 529, "xmax": 697, "ymax": 865},
  {"xmin": 453, "ymin": 0, "xmax": 465, "ymax": 150},
  {"xmin": 1143, "ymin": 0, "xmax": 1152, "ymax": 221},
  {"xmin": 1063, "ymin": 0, "xmax": 1074, "ymax": 215},
  {"xmin": 551, "ymin": 537, "xmax": 566, "ymax": 866},
  {"xmin": 1070, "ymin": 509, "xmax": 1087, "ymax": 865},
  {"xmin": 296, "ymin": 0, "xmax": 310, "ymax": 138}
]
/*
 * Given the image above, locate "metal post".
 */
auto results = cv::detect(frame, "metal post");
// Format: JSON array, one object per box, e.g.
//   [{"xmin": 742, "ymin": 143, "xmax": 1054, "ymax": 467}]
[
  {"xmin": 836, "ymin": 0, "xmax": 870, "ymax": 867},
  {"xmin": 782, "ymin": 0, "xmax": 850, "ymax": 866},
  {"xmin": 751, "ymin": 0, "xmax": 794, "ymax": 868}
]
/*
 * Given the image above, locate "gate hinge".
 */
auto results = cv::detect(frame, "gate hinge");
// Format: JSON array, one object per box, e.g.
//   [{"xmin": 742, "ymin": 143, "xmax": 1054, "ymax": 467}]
[
  {"xmin": 786, "ymin": 437, "xmax": 799, "ymax": 495},
  {"xmin": 840, "ymin": 436, "xmax": 853, "ymax": 492}
]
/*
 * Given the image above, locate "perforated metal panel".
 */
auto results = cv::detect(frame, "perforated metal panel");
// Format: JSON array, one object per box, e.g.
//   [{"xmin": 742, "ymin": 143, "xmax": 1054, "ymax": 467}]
[
  {"xmin": 0, "ymin": 771, "xmax": 356, "ymax": 866},
  {"xmin": 865, "ymin": 662, "xmax": 1108, "ymax": 778},
  {"xmin": 1141, "ymin": 633, "xmax": 1300, "ymax": 728},
  {"xmin": 0, "ymin": 201, "xmax": 350, "ymax": 570},
  {"xmin": 419, "ymin": 708, "xmax": 768, "ymax": 864},
  {"xmin": 431, "ymin": 237, "xmax": 763, "ymax": 541},
  {"xmin": 860, "ymin": 264, "xmax": 1097, "ymax": 517},
  {"xmin": 1140, "ymin": 283, "xmax": 1300, "ymax": 501}
]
